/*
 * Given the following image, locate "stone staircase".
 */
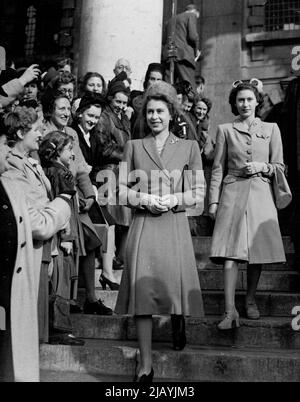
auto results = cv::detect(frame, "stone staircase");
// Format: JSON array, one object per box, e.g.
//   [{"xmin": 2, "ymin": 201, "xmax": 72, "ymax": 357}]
[{"xmin": 40, "ymin": 236, "xmax": 300, "ymax": 382}]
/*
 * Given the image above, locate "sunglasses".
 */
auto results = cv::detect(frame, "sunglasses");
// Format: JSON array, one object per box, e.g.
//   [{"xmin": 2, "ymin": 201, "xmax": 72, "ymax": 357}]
[{"xmin": 232, "ymin": 78, "xmax": 263, "ymax": 93}]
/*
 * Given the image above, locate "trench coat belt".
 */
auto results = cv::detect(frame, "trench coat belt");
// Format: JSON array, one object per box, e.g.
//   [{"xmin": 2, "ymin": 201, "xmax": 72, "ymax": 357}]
[{"xmin": 227, "ymin": 169, "xmax": 262, "ymax": 179}]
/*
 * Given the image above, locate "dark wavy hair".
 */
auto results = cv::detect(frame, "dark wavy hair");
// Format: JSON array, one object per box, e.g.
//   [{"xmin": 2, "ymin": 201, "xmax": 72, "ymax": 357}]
[
  {"xmin": 4, "ymin": 106, "xmax": 38, "ymax": 144},
  {"xmin": 193, "ymin": 95, "xmax": 212, "ymax": 114},
  {"xmin": 79, "ymin": 72, "xmax": 107, "ymax": 97},
  {"xmin": 41, "ymin": 91, "xmax": 70, "ymax": 121},
  {"xmin": 229, "ymin": 83, "xmax": 263, "ymax": 116},
  {"xmin": 39, "ymin": 130, "xmax": 73, "ymax": 167},
  {"xmin": 74, "ymin": 93, "xmax": 106, "ymax": 124}
]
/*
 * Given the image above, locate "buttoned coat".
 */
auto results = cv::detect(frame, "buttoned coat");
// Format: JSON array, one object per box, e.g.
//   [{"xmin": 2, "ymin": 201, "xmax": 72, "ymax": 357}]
[
  {"xmin": 0, "ymin": 175, "xmax": 70, "ymax": 382},
  {"xmin": 6, "ymin": 151, "xmax": 54, "ymax": 280},
  {"xmin": 115, "ymin": 134, "xmax": 205, "ymax": 317},
  {"xmin": 209, "ymin": 117, "xmax": 286, "ymax": 264}
]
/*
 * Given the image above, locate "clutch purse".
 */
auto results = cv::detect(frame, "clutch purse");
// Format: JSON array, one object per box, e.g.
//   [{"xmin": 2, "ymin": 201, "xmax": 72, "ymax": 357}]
[{"xmin": 272, "ymin": 167, "xmax": 292, "ymax": 210}]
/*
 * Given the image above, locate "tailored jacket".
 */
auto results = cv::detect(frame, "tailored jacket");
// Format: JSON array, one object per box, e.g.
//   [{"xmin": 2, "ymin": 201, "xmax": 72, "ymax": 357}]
[
  {"xmin": 0, "ymin": 175, "xmax": 70, "ymax": 382},
  {"xmin": 209, "ymin": 117, "xmax": 286, "ymax": 264},
  {"xmin": 164, "ymin": 11, "xmax": 199, "ymax": 66},
  {"xmin": 119, "ymin": 134, "xmax": 205, "ymax": 213}
]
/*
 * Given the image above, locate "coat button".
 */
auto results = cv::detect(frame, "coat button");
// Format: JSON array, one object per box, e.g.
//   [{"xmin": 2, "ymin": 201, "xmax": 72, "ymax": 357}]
[
  {"xmin": 2, "ymin": 205, "xmax": 8, "ymax": 210},
  {"xmin": 21, "ymin": 242, "xmax": 26, "ymax": 248},
  {"xmin": 16, "ymin": 267, "xmax": 22, "ymax": 274},
  {"xmin": 247, "ymin": 141, "xmax": 251, "ymax": 145},
  {"xmin": 19, "ymin": 217, "xmax": 23, "ymax": 223},
  {"xmin": 247, "ymin": 150, "xmax": 252, "ymax": 155}
]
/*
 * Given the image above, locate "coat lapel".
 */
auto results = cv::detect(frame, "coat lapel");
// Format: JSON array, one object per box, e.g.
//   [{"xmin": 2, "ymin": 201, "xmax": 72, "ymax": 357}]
[
  {"xmin": 143, "ymin": 135, "xmax": 166, "ymax": 172},
  {"xmin": 232, "ymin": 118, "xmax": 249, "ymax": 134},
  {"xmin": 161, "ymin": 133, "xmax": 181, "ymax": 167}
]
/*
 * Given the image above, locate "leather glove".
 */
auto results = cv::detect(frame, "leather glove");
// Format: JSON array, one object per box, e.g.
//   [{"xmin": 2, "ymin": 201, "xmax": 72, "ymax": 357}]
[{"xmin": 58, "ymin": 170, "xmax": 76, "ymax": 197}]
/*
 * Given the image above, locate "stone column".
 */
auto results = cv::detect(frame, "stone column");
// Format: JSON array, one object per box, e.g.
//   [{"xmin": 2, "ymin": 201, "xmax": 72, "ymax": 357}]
[{"xmin": 78, "ymin": 0, "xmax": 164, "ymax": 90}]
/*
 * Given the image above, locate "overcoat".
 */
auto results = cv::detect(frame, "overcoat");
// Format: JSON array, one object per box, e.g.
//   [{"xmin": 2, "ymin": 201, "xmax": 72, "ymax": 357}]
[
  {"xmin": 115, "ymin": 134, "xmax": 205, "ymax": 317},
  {"xmin": 0, "ymin": 175, "xmax": 70, "ymax": 382},
  {"xmin": 209, "ymin": 117, "xmax": 286, "ymax": 264},
  {"xmin": 6, "ymin": 151, "xmax": 53, "ymax": 279},
  {"xmin": 163, "ymin": 12, "xmax": 199, "ymax": 67},
  {"xmin": 96, "ymin": 106, "xmax": 132, "ymax": 226}
]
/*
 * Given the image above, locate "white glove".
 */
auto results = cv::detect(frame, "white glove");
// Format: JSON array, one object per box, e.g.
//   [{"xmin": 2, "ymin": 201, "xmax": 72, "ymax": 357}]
[
  {"xmin": 244, "ymin": 162, "xmax": 268, "ymax": 175},
  {"xmin": 160, "ymin": 194, "xmax": 179, "ymax": 210},
  {"xmin": 140, "ymin": 194, "xmax": 168, "ymax": 214},
  {"xmin": 208, "ymin": 203, "xmax": 218, "ymax": 220}
]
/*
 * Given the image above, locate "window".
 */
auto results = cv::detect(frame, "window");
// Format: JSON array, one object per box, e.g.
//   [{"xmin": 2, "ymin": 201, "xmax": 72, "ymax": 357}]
[
  {"xmin": 265, "ymin": 0, "xmax": 300, "ymax": 32},
  {"xmin": 24, "ymin": 5, "xmax": 37, "ymax": 57}
]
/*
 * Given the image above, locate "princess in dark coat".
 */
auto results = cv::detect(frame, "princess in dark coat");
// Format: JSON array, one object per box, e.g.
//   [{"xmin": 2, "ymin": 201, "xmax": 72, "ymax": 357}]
[{"xmin": 115, "ymin": 82, "xmax": 205, "ymax": 382}]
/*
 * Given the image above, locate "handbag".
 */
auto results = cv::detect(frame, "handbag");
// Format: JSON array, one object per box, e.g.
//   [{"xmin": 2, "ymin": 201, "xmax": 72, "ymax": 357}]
[{"xmin": 272, "ymin": 167, "xmax": 292, "ymax": 210}]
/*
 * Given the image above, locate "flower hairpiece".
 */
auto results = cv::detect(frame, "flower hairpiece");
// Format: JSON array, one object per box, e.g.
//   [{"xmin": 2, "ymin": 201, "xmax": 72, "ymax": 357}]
[{"xmin": 232, "ymin": 78, "xmax": 263, "ymax": 93}]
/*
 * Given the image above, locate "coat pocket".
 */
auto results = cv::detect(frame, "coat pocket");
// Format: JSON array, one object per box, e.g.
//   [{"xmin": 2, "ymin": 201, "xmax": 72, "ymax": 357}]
[{"xmin": 255, "ymin": 132, "xmax": 270, "ymax": 140}]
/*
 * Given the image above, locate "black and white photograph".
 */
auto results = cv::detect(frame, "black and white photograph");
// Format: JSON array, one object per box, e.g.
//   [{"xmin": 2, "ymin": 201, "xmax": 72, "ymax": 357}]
[{"xmin": 0, "ymin": 0, "xmax": 300, "ymax": 386}]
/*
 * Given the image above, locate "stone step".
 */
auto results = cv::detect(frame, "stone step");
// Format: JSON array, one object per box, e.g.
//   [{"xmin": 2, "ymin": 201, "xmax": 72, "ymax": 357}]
[
  {"xmin": 40, "ymin": 370, "xmax": 132, "ymax": 383},
  {"xmin": 78, "ymin": 289, "xmax": 300, "ymax": 318},
  {"xmin": 71, "ymin": 315, "xmax": 300, "ymax": 350},
  {"xmin": 40, "ymin": 339, "xmax": 300, "ymax": 382},
  {"xmin": 95, "ymin": 268, "xmax": 300, "ymax": 293},
  {"xmin": 199, "ymin": 269, "xmax": 300, "ymax": 292}
]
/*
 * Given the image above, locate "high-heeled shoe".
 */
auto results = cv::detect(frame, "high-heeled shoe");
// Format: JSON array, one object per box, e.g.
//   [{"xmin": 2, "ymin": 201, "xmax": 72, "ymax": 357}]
[
  {"xmin": 171, "ymin": 315, "xmax": 187, "ymax": 351},
  {"xmin": 218, "ymin": 308, "xmax": 240, "ymax": 330},
  {"xmin": 99, "ymin": 274, "xmax": 120, "ymax": 291},
  {"xmin": 136, "ymin": 368, "xmax": 154, "ymax": 383}
]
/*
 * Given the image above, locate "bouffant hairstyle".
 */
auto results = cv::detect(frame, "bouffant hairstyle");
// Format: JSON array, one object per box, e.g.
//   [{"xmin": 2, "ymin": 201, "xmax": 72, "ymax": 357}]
[
  {"xmin": 4, "ymin": 106, "xmax": 38, "ymax": 144},
  {"xmin": 79, "ymin": 72, "xmax": 107, "ymax": 97},
  {"xmin": 41, "ymin": 91, "xmax": 70, "ymax": 121},
  {"xmin": 229, "ymin": 83, "xmax": 263, "ymax": 116},
  {"xmin": 194, "ymin": 95, "xmax": 212, "ymax": 114},
  {"xmin": 39, "ymin": 131, "xmax": 73, "ymax": 167}
]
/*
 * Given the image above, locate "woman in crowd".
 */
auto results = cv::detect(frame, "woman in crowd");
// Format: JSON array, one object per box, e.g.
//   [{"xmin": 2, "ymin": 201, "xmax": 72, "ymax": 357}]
[
  {"xmin": 190, "ymin": 96, "xmax": 215, "ymax": 233},
  {"xmin": 209, "ymin": 81, "xmax": 286, "ymax": 329},
  {"xmin": 96, "ymin": 80, "xmax": 132, "ymax": 276},
  {"xmin": 42, "ymin": 91, "xmax": 112, "ymax": 316},
  {"xmin": 0, "ymin": 117, "xmax": 71, "ymax": 382},
  {"xmin": 3, "ymin": 106, "xmax": 71, "ymax": 344},
  {"xmin": 115, "ymin": 81, "xmax": 205, "ymax": 382},
  {"xmin": 72, "ymin": 93, "xmax": 118, "ymax": 289},
  {"xmin": 131, "ymin": 63, "xmax": 165, "ymax": 139},
  {"xmin": 73, "ymin": 72, "xmax": 107, "ymax": 113}
]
